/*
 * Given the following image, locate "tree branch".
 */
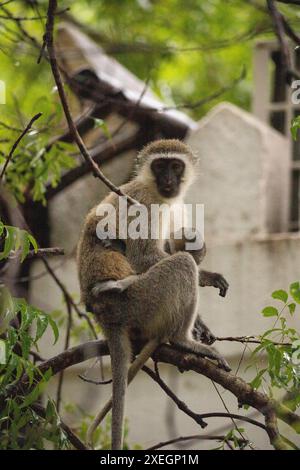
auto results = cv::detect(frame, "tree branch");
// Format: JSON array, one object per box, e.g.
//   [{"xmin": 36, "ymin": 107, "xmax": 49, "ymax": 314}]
[
  {"xmin": 44, "ymin": 0, "xmax": 138, "ymax": 205},
  {"xmin": 267, "ymin": 0, "xmax": 300, "ymax": 82},
  {"xmin": 3, "ymin": 340, "xmax": 296, "ymax": 450},
  {"xmin": 147, "ymin": 433, "xmax": 248, "ymax": 450}
]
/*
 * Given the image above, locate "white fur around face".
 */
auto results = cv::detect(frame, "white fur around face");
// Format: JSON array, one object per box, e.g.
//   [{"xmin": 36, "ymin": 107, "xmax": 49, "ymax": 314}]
[{"xmin": 136, "ymin": 152, "xmax": 196, "ymax": 200}]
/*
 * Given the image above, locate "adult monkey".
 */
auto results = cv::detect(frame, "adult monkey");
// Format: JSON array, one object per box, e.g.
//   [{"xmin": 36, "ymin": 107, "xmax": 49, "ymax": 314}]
[{"xmin": 77, "ymin": 139, "xmax": 230, "ymax": 449}]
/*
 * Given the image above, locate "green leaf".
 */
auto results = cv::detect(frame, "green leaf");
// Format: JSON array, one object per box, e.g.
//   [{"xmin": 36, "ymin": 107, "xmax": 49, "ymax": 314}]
[
  {"xmin": 20, "ymin": 233, "xmax": 30, "ymax": 262},
  {"xmin": 291, "ymin": 116, "xmax": 300, "ymax": 141},
  {"xmin": 93, "ymin": 118, "xmax": 111, "ymax": 139},
  {"xmin": 288, "ymin": 302, "xmax": 296, "ymax": 315},
  {"xmin": 48, "ymin": 316, "xmax": 59, "ymax": 344},
  {"xmin": 20, "ymin": 383, "xmax": 42, "ymax": 409},
  {"xmin": 35, "ymin": 315, "xmax": 49, "ymax": 342},
  {"xmin": 262, "ymin": 306, "xmax": 278, "ymax": 317},
  {"xmin": 250, "ymin": 369, "xmax": 267, "ymax": 389},
  {"xmin": 290, "ymin": 282, "xmax": 300, "ymax": 304},
  {"xmin": 272, "ymin": 289, "xmax": 288, "ymax": 303}
]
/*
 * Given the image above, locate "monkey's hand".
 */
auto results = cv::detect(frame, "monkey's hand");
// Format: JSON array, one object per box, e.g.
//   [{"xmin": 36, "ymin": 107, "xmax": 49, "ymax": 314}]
[{"xmin": 199, "ymin": 270, "xmax": 229, "ymax": 297}]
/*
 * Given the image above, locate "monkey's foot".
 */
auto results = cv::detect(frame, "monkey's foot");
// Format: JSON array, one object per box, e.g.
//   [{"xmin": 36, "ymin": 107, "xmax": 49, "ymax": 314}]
[
  {"xmin": 216, "ymin": 356, "xmax": 231, "ymax": 372},
  {"xmin": 200, "ymin": 329, "xmax": 216, "ymax": 345},
  {"xmin": 172, "ymin": 341, "xmax": 231, "ymax": 372},
  {"xmin": 192, "ymin": 324, "xmax": 216, "ymax": 345},
  {"xmin": 92, "ymin": 280, "xmax": 125, "ymax": 295}
]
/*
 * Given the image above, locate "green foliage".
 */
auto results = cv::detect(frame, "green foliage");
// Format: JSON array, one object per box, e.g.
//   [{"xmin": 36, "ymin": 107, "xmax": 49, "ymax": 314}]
[
  {"xmin": 0, "ymin": 134, "xmax": 76, "ymax": 205},
  {"xmin": 291, "ymin": 116, "xmax": 300, "ymax": 141},
  {"xmin": 0, "ymin": 297, "xmax": 66, "ymax": 449},
  {"xmin": 64, "ymin": 403, "xmax": 132, "ymax": 450},
  {"xmin": 249, "ymin": 284, "xmax": 300, "ymax": 410},
  {"xmin": 213, "ymin": 427, "xmax": 247, "ymax": 450},
  {"xmin": 0, "ymin": 220, "xmax": 38, "ymax": 262}
]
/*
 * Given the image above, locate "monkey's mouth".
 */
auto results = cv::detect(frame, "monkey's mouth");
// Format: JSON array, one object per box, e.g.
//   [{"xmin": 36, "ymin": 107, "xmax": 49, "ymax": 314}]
[{"xmin": 160, "ymin": 186, "xmax": 178, "ymax": 197}]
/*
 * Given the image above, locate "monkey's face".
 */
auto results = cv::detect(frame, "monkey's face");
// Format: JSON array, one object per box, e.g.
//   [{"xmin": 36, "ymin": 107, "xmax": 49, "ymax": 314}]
[{"xmin": 151, "ymin": 157, "xmax": 185, "ymax": 198}]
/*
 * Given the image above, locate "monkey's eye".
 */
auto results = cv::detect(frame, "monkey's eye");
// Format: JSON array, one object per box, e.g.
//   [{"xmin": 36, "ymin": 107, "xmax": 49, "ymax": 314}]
[
  {"xmin": 171, "ymin": 161, "xmax": 184, "ymax": 174},
  {"xmin": 151, "ymin": 160, "xmax": 165, "ymax": 173}
]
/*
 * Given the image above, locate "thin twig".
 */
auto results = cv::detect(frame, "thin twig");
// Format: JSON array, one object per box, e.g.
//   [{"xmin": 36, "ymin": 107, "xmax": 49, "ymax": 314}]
[
  {"xmin": 41, "ymin": 257, "xmax": 98, "ymax": 339},
  {"xmin": 143, "ymin": 364, "xmax": 207, "ymax": 428},
  {"xmin": 147, "ymin": 433, "xmax": 248, "ymax": 451},
  {"xmin": 0, "ymin": 113, "xmax": 42, "ymax": 180},
  {"xmin": 78, "ymin": 374, "xmax": 112, "ymax": 385},
  {"xmin": 24, "ymin": 247, "xmax": 64, "ymax": 259},
  {"xmin": 216, "ymin": 335, "xmax": 291, "ymax": 347},
  {"xmin": 44, "ymin": 0, "xmax": 138, "ymax": 205},
  {"xmin": 56, "ymin": 297, "xmax": 72, "ymax": 412},
  {"xmin": 211, "ymin": 380, "xmax": 255, "ymax": 449}
]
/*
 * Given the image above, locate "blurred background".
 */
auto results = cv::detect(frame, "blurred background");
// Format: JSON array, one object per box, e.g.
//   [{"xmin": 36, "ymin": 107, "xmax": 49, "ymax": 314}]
[{"xmin": 1, "ymin": 0, "xmax": 300, "ymax": 450}]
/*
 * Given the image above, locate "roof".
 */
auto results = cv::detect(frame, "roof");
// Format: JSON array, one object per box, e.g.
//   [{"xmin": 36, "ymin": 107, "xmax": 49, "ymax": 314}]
[{"xmin": 55, "ymin": 22, "xmax": 197, "ymax": 135}]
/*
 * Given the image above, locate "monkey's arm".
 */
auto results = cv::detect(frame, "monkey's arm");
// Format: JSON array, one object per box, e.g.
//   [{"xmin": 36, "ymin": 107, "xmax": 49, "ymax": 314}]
[
  {"xmin": 126, "ymin": 237, "xmax": 169, "ymax": 273},
  {"xmin": 166, "ymin": 232, "xmax": 229, "ymax": 297},
  {"xmin": 199, "ymin": 270, "xmax": 229, "ymax": 298}
]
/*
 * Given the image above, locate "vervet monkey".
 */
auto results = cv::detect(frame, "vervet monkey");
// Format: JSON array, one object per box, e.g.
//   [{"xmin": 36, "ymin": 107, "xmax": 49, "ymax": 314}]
[{"xmin": 77, "ymin": 139, "xmax": 230, "ymax": 450}]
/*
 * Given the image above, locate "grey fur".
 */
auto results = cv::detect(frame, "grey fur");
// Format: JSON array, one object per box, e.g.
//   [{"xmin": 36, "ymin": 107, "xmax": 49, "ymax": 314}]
[{"xmin": 78, "ymin": 139, "xmax": 230, "ymax": 450}]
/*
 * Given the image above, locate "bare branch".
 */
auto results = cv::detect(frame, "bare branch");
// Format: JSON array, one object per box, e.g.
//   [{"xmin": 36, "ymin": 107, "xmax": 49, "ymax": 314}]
[
  {"xmin": 3, "ymin": 340, "xmax": 295, "ymax": 450},
  {"xmin": 267, "ymin": 0, "xmax": 300, "ymax": 82},
  {"xmin": 147, "ymin": 433, "xmax": 248, "ymax": 451},
  {"xmin": 78, "ymin": 374, "xmax": 112, "ymax": 385},
  {"xmin": 276, "ymin": 0, "xmax": 300, "ymax": 5},
  {"xmin": 26, "ymin": 247, "xmax": 65, "ymax": 258},
  {"xmin": 44, "ymin": 0, "xmax": 138, "ymax": 205},
  {"xmin": 216, "ymin": 335, "xmax": 291, "ymax": 347},
  {"xmin": 143, "ymin": 364, "xmax": 207, "ymax": 428},
  {"xmin": 41, "ymin": 257, "xmax": 98, "ymax": 339}
]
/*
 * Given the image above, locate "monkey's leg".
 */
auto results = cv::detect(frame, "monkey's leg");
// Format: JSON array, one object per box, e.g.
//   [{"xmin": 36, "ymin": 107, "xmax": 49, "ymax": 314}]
[
  {"xmin": 171, "ymin": 309, "xmax": 231, "ymax": 372},
  {"xmin": 88, "ymin": 252, "xmax": 203, "ymax": 444}
]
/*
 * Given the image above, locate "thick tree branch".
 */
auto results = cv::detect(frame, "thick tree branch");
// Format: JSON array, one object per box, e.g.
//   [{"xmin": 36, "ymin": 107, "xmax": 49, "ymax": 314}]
[{"xmin": 3, "ymin": 340, "xmax": 296, "ymax": 450}]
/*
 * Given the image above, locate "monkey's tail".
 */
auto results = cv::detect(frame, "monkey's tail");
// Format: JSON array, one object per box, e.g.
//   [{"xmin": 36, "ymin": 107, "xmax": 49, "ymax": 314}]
[
  {"xmin": 87, "ymin": 338, "xmax": 159, "ymax": 449},
  {"xmin": 87, "ymin": 326, "xmax": 130, "ymax": 450}
]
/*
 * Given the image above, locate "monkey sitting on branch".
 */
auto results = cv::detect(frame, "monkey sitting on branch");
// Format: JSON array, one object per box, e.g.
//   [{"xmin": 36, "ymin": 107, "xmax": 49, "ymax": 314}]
[{"xmin": 77, "ymin": 139, "xmax": 230, "ymax": 450}]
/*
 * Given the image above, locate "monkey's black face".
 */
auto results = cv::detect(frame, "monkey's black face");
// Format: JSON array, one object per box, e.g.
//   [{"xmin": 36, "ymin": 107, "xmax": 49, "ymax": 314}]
[{"xmin": 151, "ymin": 158, "xmax": 185, "ymax": 198}]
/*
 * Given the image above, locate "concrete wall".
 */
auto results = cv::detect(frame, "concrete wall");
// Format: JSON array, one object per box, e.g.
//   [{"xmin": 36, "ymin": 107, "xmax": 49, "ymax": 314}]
[{"xmin": 186, "ymin": 103, "xmax": 291, "ymax": 242}]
